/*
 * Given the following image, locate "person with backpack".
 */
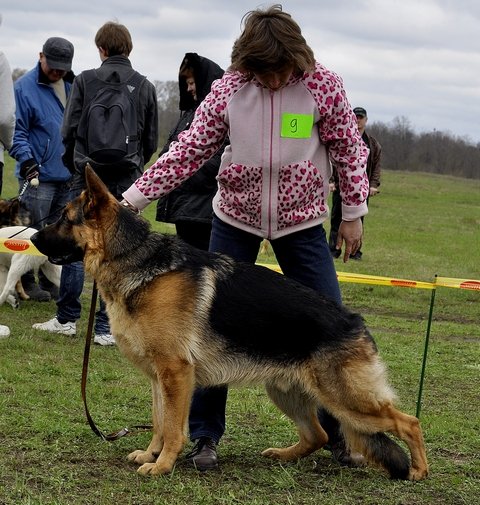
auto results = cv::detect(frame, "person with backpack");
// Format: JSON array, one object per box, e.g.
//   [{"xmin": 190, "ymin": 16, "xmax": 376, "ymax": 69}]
[{"xmin": 32, "ymin": 21, "xmax": 158, "ymax": 345}]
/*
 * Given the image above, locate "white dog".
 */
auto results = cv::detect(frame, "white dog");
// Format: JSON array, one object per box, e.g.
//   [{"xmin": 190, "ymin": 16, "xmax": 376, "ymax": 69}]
[{"xmin": 0, "ymin": 226, "xmax": 61, "ymax": 308}]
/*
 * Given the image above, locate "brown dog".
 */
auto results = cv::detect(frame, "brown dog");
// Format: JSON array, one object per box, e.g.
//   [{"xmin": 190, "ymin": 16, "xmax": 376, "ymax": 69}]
[{"xmin": 31, "ymin": 166, "xmax": 429, "ymax": 480}]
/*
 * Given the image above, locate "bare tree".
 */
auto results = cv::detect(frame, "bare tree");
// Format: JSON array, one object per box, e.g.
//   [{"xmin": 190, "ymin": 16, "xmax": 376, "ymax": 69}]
[
  {"xmin": 12, "ymin": 68, "xmax": 27, "ymax": 82},
  {"xmin": 154, "ymin": 80, "xmax": 180, "ymax": 149},
  {"xmin": 369, "ymin": 117, "xmax": 480, "ymax": 179}
]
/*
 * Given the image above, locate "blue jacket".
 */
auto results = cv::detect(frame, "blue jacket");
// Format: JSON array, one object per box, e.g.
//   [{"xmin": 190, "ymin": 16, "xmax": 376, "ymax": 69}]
[{"xmin": 9, "ymin": 62, "xmax": 72, "ymax": 182}]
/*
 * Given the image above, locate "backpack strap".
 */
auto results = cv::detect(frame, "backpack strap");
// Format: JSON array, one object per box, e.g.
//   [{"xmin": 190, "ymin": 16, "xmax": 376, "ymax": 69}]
[{"xmin": 123, "ymin": 71, "xmax": 147, "ymax": 143}]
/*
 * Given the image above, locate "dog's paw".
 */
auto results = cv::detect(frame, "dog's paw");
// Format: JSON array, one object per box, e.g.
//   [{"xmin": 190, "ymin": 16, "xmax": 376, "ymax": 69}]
[
  {"xmin": 409, "ymin": 466, "xmax": 429, "ymax": 481},
  {"xmin": 261, "ymin": 446, "xmax": 299, "ymax": 461},
  {"xmin": 127, "ymin": 449, "xmax": 156, "ymax": 465},
  {"xmin": 261, "ymin": 447, "xmax": 284, "ymax": 460},
  {"xmin": 137, "ymin": 462, "xmax": 172, "ymax": 476},
  {"xmin": 7, "ymin": 294, "xmax": 19, "ymax": 309}
]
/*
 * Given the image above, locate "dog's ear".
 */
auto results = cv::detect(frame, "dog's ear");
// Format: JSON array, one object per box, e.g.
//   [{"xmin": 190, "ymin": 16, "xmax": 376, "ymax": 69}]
[
  {"xmin": 84, "ymin": 164, "xmax": 115, "ymax": 213},
  {"xmin": 9, "ymin": 198, "xmax": 20, "ymax": 215}
]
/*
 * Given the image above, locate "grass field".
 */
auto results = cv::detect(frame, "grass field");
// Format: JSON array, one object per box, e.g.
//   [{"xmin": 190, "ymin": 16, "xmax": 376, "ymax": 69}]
[{"xmin": 0, "ymin": 156, "xmax": 479, "ymax": 504}]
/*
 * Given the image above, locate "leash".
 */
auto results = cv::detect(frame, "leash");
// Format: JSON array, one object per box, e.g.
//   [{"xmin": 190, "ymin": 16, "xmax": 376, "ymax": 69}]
[
  {"xmin": 6, "ymin": 181, "xmax": 64, "ymax": 241},
  {"xmin": 81, "ymin": 282, "xmax": 152, "ymax": 441},
  {"xmin": 6, "ymin": 182, "xmax": 152, "ymax": 440}
]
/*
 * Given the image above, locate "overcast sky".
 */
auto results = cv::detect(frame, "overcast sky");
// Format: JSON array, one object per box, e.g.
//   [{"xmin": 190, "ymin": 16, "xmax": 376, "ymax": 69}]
[{"xmin": 2, "ymin": 1, "xmax": 480, "ymax": 144}]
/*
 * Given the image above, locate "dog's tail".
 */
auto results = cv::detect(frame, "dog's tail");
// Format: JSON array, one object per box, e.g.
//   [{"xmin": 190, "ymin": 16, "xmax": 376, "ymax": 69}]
[{"xmin": 346, "ymin": 429, "xmax": 410, "ymax": 480}]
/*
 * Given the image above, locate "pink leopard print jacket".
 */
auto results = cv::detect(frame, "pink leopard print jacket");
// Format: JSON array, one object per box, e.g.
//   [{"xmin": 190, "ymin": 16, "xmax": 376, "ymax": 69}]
[{"xmin": 123, "ymin": 62, "xmax": 369, "ymax": 240}]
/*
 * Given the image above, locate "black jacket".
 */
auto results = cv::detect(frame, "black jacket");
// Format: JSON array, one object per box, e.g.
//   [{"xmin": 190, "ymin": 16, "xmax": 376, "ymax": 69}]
[
  {"xmin": 156, "ymin": 53, "xmax": 225, "ymax": 224},
  {"xmin": 62, "ymin": 55, "xmax": 158, "ymax": 199}
]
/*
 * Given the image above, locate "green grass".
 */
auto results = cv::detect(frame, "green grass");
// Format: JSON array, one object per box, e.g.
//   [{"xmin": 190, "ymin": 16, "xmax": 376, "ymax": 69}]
[{"xmin": 0, "ymin": 156, "xmax": 479, "ymax": 504}]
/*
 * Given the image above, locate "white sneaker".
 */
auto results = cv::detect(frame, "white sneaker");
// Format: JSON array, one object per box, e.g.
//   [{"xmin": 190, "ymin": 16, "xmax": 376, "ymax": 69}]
[
  {"xmin": 94, "ymin": 333, "xmax": 116, "ymax": 346},
  {"xmin": 0, "ymin": 324, "xmax": 10, "ymax": 338},
  {"xmin": 32, "ymin": 317, "xmax": 76, "ymax": 336}
]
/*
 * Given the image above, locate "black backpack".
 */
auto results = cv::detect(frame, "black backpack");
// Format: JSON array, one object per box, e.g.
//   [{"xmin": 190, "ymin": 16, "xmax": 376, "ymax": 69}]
[{"xmin": 77, "ymin": 69, "xmax": 146, "ymax": 172}]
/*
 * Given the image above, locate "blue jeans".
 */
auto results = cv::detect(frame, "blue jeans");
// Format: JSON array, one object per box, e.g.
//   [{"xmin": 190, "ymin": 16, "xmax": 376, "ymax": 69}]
[
  {"xmin": 19, "ymin": 179, "xmax": 71, "ymax": 228},
  {"xmin": 55, "ymin": 184, "xmax": 110, "ymax": 334},
  {"xmin": 189, "ymin": 217, "xmax": 342, "ymax": 442}
]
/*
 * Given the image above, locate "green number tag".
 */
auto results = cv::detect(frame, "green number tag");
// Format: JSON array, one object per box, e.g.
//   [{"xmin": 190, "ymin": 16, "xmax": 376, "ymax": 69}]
[{"xmin": 281, "ymin": 113, "xmax": 314, "ymax": 138}]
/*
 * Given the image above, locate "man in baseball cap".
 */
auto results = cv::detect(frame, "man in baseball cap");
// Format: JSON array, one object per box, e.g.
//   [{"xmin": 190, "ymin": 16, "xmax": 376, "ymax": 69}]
[
  {"xmin": 353, "ymin": 106, "xmax": 367, "ymax": 118},
  {"xmin": 329, "ymin": 105, "xmax": 382, "ymax": 260},
  {"xmin": 9, "ymin": 36, "xmax": 75, "ymax": 301},
  {"xmin": 42, "ymin": 37, "xmax": 74, "ymax": 71}
]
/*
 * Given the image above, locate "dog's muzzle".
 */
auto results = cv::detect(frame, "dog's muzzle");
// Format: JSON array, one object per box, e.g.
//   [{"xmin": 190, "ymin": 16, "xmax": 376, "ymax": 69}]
[{"xmin": 47, "ymin": 252, "xmax": 84, "ymax": 265}]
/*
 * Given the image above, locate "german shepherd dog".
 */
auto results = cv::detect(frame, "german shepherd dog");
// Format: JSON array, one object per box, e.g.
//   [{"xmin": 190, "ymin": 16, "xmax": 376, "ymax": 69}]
[
  {"xmin": 31, "ymin": 166, "xmax": 428, "ymax": 481},
  {"xmin": 0, "ymin": 197, "xmax": 31, "ymax": 228}
]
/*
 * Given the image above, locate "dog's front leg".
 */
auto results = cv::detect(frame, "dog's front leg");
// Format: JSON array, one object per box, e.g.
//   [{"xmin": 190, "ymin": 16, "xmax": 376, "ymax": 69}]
[
  {"xmin": 127, "ymin": 379, "xmax": 164, "ymax": 465},
  {"xmin": 137, "ymin": 360, "xmax": 194, "ymax": 476}
]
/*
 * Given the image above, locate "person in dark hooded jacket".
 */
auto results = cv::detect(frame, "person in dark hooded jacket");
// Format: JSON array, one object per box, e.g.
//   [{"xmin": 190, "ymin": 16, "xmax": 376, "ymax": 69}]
[{"xmin": 155, "ymin": 53, "xmax": 225, "ymax": 250}]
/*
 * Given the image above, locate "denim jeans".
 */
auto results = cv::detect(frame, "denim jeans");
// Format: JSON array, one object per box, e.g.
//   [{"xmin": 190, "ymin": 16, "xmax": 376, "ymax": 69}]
[
  {"xmin": 55, "ymin": 184, "xmax": 110, "ymax": 334},
  {"xmin": 188, "ymin": 217, "xmax": 342, "ymax": 442},
  {"xmin": 19, "ymin": 179, "xmax": 71, "ymax": 228}
]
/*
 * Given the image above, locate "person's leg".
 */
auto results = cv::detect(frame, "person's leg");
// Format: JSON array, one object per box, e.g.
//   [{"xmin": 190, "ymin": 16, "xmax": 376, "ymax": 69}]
[
  {"xmin": 32, "ymin": 183, "xmax": 85, "ymax": 334},
  {"xmin": 19, "ymin": 181, "xmax": 59, "ymax": 301},
  {"xmin": 54, "ymin": 182, "xmax": 84, "ymax": 323},
  {"xmin": 272, "ymin": 225, "xmax": 359, "ymax": 466},
  {"xmin": 93, "ymin": 296, "xmax": 115, "ymax": 346},
  {"xmin": 53, "ymin": 261, "xmax": 84, "ymax": 326},
  {"xmin": 187, "ymin": 217, "xmax": 262, "ymax": 469},
  {"xmin": 189, "ymin": 216, "xmax": 262, "ymax": 442},
  {"xmin": 272, "ymin": 224, "xmax": 341, "ymax": 304}
]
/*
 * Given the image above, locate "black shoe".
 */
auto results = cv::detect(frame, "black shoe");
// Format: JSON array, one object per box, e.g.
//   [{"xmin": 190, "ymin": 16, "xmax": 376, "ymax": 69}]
[
  {"xmin": 350, "ymin": 251, "xmax": 363, "ymax": 260},
  {"xmin": 328, "ymin": 440, "xmax": 365, "ymax": 467},
  {"xmin": 41, "ymin": 284, "xmax": 59, "ymax": 300},
  {"xmin": 185, "ymin": 437, "xmax": 218, "ymax": 471},
  {"xmin": 24, "ymin": 283, "xmax": 51, "ymax": 302}
]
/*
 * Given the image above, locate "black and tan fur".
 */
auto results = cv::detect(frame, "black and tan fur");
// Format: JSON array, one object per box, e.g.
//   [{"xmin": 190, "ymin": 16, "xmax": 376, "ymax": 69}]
[
  {"xmin": 0, "ymin": 197, "xmax": 30, "ymax": 229},
  {"xmin": 31, "ymin": 166, "xmax": 428, "ymax": 481}
]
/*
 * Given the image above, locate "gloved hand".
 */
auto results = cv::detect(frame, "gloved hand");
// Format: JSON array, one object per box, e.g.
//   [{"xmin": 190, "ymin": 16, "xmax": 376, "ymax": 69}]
[{"xmin": 20, "ymin": 159, "xmax": 40, "ymax": 182}]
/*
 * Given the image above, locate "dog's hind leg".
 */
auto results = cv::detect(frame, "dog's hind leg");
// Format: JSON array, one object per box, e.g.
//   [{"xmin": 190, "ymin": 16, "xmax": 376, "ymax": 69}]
[
  {"xmin": 137, "ymin": 359, "xmax": 195, "ymax": 476},
  {"xmin": 262, "ymin": 382, "xmax": 328, "ymax": 461},
  {"xmin": 16, "ymin": 279, "xmax": 29, "ymax": 300},
  {"xmin": 339, "ymin": 404, "xmax": 428, "ymax": 481},
  {"xmin": 127, "ymin": 379, "xmax": 164, "ymax": 466}
]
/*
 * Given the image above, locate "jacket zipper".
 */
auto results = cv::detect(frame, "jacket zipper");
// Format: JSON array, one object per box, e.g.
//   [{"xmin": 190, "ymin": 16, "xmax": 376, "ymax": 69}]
[{"xmin": 267, "ymin": 91, "xmax": 274, "ymax": 239}]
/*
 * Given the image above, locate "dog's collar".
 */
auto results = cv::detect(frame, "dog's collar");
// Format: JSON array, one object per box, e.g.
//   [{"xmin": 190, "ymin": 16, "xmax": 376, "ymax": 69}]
[{"xmin": 120, "ymin": 200, "xmax": 141, "ymax": 214}]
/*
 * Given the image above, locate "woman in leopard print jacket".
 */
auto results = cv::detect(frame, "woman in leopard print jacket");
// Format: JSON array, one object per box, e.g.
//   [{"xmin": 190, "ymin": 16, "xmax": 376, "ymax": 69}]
[{"xmin": 122, "ymin": 5, "xmax": 369, "ymax": 470}]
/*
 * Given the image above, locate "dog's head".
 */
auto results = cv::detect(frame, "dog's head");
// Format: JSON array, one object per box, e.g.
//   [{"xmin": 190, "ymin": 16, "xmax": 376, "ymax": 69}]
[
  {"xmin": 31, "ymin": 165, "xmax": 126, "ymax": 267},
  {"xmin": 0, "ymin": 197, "xmax": 31, "ymax": 228}
]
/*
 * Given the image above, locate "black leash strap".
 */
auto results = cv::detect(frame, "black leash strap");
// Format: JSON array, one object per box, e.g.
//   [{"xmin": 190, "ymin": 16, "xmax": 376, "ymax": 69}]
[{"xmin": 81, "ymin": 282, "xmax": 152, "ymax": 441}]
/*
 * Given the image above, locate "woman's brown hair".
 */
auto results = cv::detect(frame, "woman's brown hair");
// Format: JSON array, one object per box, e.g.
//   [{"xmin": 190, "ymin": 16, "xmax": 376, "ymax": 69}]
[{"xmin": 231, "ymin": 4, "xmax": 315, "ymax": 76}]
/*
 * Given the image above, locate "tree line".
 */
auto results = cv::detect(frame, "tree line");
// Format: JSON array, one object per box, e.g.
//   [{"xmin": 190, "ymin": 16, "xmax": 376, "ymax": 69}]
[{"xmin": 367, "ymin": 117, "xmax": 479, "ymax": 180}]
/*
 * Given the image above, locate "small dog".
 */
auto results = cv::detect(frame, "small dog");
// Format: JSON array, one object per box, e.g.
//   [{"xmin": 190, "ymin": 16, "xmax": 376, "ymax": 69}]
[
  {"xmin": 0, "ymin": 197, "xmax": 33, "ymax": 302},
  {"xmin": 0, "ymin": 226, "xmax": 61, "ymax": 308},
  {"xmin": 31, "ymin": 166, "xmax": 429, "ymax": 481}
]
